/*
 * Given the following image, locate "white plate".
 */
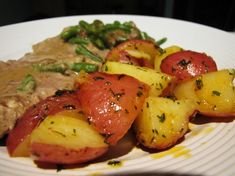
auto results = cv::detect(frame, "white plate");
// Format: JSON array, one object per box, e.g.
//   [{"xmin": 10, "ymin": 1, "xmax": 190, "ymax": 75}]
[{"xmin": 0, "ymin": 15, "xmax": 235, "ymax": 176}]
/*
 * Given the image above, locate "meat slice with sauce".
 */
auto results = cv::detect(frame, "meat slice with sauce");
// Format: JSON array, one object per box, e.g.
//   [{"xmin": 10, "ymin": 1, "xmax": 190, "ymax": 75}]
[{"xmin": 0, "ymin": 36, "xmax": 107, "ymax": 138}]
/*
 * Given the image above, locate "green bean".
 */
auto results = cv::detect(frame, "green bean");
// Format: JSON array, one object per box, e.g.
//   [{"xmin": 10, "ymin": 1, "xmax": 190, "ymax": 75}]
[
  {"xmin": 70, "ymin": 62, "xmax": 98, "ymax": 73},
  {"xmin": 60, "ymin": 26, "xmax": 79, "ymax": 40},
  {"xmin": 16, "ymin": 74, "xmax": 36, "ymax": 93},
  {"xmin": 33, "ymin": 63, "xmax": 67, "ymax": 74},
  {"xmin": 68, "ymin": 37, "xmax": 89, "ymax": 45},
  {"xmin": 156, "ymin": 37, "xmax": 167, "ymax": 46},
  {"xmin": 75, "ymin": 45, "xmax": 103, "ymax": 63}
]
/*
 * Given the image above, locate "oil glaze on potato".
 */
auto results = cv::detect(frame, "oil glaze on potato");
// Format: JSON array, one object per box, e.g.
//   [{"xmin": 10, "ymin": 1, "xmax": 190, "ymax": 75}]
[
  {"xmin": 103, "ymin": 61, "xmax": 172, "ymax": 97},
  {"xmin": 134, "ymin": 97, "xmax": 196, "ymax": 149},
  {"xmin": 30, "ymin": 112, "xmax": 108, "ymax": 164},
  {"xmin": 174, "ymin": 69, "xmax": 235, "ymax": 116}
]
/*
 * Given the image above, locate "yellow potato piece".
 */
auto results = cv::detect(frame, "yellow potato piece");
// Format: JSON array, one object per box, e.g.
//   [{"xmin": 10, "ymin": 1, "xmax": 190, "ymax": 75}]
[
  {"xmin": 174, "ymin": 69, "xmax": 235, "ymax": 116},
  {"xmin": 30, "ymin": 111, "xmax": 108, "ymax": 149},
  {"xmin": 134, "ymin": 97, "xmax": 196, "ymax": 149},
  {"xmin": 103, "ymin": 61, "xmax": 172, "ymax": 96}
]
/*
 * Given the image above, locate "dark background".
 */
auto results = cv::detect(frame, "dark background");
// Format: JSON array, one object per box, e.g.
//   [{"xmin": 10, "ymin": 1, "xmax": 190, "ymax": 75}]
[{"xmin": 0, "ymin": 0, "xmax": 235, "ymax": 31}]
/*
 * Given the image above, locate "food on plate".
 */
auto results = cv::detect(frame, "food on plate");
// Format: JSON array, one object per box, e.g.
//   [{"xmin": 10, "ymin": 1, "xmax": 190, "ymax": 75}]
[
  {"xmin": 1, "ymin": 19, "xmax": 234, "ymax": 167},
  {"xmin": 76, "ymin": 72, "xmax": 149, "ymax": 145},
  {"xmin": 134, "ymin": 97, "xmax": 196, "ymax": 149},
  {"xmin": 103, "ymin": 61, "xmax": 172, "ymax": 96},
  {"xmin": 106, "ymin": 39, "xmax": 162, "ymax": 68},
  {"xmin": 174, "ymin": 69, "xmax": 235, "ymax": 116},
  {"xmin": 154, "ymin": 45, "xmax": 182, "ymax": 72},
  {"xmin": 6, "ymin": 90, "xmax": 81, "ymax": 157},
  {"xmin": 30, "ymin": 111, "xmax": 108, "ymax": 164},
  {"xmin": 0, "ymin": 20, "xmax": 160, "ymax": 138},
  {"xmin": 160, "ymin": 50, "xmax": 218, "ymax": 81}
]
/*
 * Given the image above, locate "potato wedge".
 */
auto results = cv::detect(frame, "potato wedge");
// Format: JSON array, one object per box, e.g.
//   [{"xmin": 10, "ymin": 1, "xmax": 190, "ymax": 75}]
[
  {"xmin": 103, "ymin": 61, "xmax": 172, "ymax": 96},
  {"xmin": 106, "ymin": 39, "xmax": 161, "ymax": 65},
  {"xmin": 30, "ymin": 111, "xmax": 108, "ymax": 164},
  {"xmin": 174, "ymin": 69, "xmax": 235, "ymax": 116},
  {"xmin": 154, "ymin": 45, "xmax": 182, "ymax": 72},
  {"xmin": 76, "ymin": 72, "xmax": 149, "ymax": 145},
  {"xmin": 134, "ymin": 97, "xmax": 196, "ymax": 149}
]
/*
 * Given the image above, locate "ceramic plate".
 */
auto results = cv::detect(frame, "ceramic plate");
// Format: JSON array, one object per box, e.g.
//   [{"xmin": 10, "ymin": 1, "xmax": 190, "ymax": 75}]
[{"xmin": 0, "ymin": 15, "xmax": 235, "ymax": 176}]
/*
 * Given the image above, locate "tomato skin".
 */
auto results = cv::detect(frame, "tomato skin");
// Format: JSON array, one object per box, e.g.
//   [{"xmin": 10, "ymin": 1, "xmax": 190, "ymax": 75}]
[
  {"xmin": 77, "ymin": 72, "xmax": 149, "ymax": 145},
  {"xmin": 6, "ymin": 90, "xmax": 81, "ymax": 156},
  {"xmin": 160, "ymin": 50, "xmax": 217, "ymax": 81}
]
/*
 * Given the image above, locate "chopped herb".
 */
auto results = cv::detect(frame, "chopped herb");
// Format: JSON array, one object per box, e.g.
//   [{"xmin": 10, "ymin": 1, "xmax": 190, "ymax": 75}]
[
  {"xmin": 107, "ymin": 160, "xmax": 122, "ymax": 167},
  {"xmin": 109, "ymin": 88, "xmax": 125, "ymax": 101},
  {"xmin": 105, "ymin": 65, "xmax": 108, "ymax": 71},
  {"xmin": 137, "ymin": 90, "xmax": 143, "ymax": 97},
  {"xmin": 146, "ymin": 102, "xmax": 149, "ymax": 108},
  {"xmin": 93, "ymin": 76, "xmax": 104, "ymax": 81},
  {"xmin": 16, "ymin": 74, "xmax": 36, "ymax": 93},
  {"xmin": 50, "ymin": 121, "xmax": 54, "ymax": 124},
  {"xmin": 157, "ymin": 113, "xmax": 166, "ymax": 123},
  {"xmin": 54, "ymin": 90, "xmax": 74, "ymax": 97},
  {"xmin": 72, "ymin": 129, "xmax": 77, "ymax": 136},
  {"xmin": 101, "ymin": 133, "xmax": 113, "ymax": 144},
  {"xmin": 50, "ymin": 129, "xmax": 66, "ymax": 138},
  {"xmin": 152, "ymin": 128, "xmax": 158, "ymax": 134},
  {"xmin": 177, "ymin": 59, "xmax": 191, "ymax": 68},
  {"xmin": 195, "ymin": 77, "xmax": 203, "ymax": 90},
  {"xmin": 162, "ymin": 134, "xmax": 166, "ymax": 138},
  {"xmin": 212, "ymin": 90, "xmax": 221, "ymax": 96},
  {"xmin": 125, "ymin": 109, "xmax": 129, "ymax": 114}
]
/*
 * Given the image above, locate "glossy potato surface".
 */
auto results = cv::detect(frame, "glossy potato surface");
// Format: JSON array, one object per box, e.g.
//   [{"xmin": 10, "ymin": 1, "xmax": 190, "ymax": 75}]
[{"xmin": 134, "ymin": 97, "xmax": 196, "ymax": 149}]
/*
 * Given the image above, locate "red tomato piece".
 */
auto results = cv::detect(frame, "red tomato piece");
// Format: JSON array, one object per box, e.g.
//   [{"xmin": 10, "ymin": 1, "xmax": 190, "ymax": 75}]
[
  {"xmin": 7, "ymin": 90, "xmax": 81, "ymax": 156},
  {"xmin": 160, "ymin": 50, "xmax": 217, "ymax": 81},
  {"xmin": 76, "ymin": 72, "xmax": 149, "ymax": 145}
]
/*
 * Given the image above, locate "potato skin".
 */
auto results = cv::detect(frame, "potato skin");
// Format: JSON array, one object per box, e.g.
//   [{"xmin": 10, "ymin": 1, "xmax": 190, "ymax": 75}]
[
  {"xmin": 31, "ymin": 143, "xmax": 108, "ymax": 164},
  {"xmin": 160, "ymin": 50, "xmax": 217, "ymax": 81},
  {"xmin": 106, "ymin": 39, "xmax": 161, "ymax": 67},
  {"xmin": 134, "ymin": 97, "xmax": 196, "ymax": 149},
  {"xmin": 77, "ymin": 72, "xmax": 149, "ymax": 145}
]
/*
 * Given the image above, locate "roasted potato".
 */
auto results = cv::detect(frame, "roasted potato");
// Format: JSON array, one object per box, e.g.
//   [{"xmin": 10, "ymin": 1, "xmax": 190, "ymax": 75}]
[
  {"xmin": 30, "ymin": 111, "xmax": 108, "ymax": 164},
  {"xmin": 160, "ymin": 50, "xmax": 217, "ymax": 81},
  {"xmin": 106, "ymin": 39, "xmax": 161, "ymax": 67},
  {"xmin": 6, "ymin": 90, "xmax": 81, "ymax": 157},
  {"xmin": 103, "ymin": 61, "xmax": 172, "ymax": 97},
  {"xmin": 134, "ymin": 97, "xmax": 196, "ymax": 149},
  {"xmin": 174, "ymin": 69, "xmax": 235, "ymax": 116},
  {"xmin": 76, "ymin": 72, "xmax": 149, "ymax": 145},
  {"xmin": 154, "ymin": 45, "xmax": 182, "ymax": 72}
]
